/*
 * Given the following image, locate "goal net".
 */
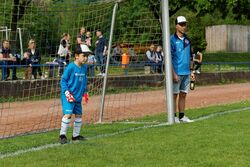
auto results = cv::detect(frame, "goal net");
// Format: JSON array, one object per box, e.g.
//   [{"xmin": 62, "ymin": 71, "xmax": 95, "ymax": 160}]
[
  {"xmin": 0, "ymin": 0, "xmax": 167, "ymax": 139},
  {"xmin": 101, "ymin": 0, "xmax": 166, "ymax": 122}
]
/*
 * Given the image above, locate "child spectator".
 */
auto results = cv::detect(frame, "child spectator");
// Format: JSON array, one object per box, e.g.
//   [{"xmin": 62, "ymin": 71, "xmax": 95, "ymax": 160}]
[
  {"xmin": 85, "ymin": 31, "xmax": 92, "ymax": 47},
  {"xmin": 121, "ymin": 48, "xmax": 130, "ymax": 75},
  {"xmin": 87, "ymin": 54, "xmax": 96, "ymax": 77},
  {"xmin": 21, "ymin": 52, "xmax": 32, "ymax": 80}
]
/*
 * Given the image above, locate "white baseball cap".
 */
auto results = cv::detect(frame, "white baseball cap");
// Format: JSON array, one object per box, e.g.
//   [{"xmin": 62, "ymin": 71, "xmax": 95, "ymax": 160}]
[{"xmin": 175, "ymin": 16, "xmax": 187, "ymax": 24}]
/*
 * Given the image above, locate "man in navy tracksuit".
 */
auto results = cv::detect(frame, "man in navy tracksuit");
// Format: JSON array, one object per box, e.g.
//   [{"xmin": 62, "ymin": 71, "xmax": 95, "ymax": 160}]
[{"xmin": 95, "ymin": 29, "xmax": 107, "ymax": 76}]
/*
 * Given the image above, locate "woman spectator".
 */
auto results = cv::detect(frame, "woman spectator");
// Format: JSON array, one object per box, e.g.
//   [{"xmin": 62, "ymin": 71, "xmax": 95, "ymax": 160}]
[
  {"xmin": 145, "ymin": 44, "xmax": 157, "ymax": 73},
  {"xmin": 77, "ymin": 27, "xmax": 86, "ymax": 45},
  {"xmin": 155, "ymin": 45, "xmax": 164, "ymax": 73},
  {"xmin": 26, "ymin": 39, "xmax": 44, "ymax": 79},
  {"xmin": 57, "ymin": 33, "xmax": 71, "ymax": 76}
]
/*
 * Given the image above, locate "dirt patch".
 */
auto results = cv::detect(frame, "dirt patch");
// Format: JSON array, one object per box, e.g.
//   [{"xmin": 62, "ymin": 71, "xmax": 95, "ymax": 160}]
[{"xmin": 1, "ymin": 82, "xmax": 250, "ymax": 138}]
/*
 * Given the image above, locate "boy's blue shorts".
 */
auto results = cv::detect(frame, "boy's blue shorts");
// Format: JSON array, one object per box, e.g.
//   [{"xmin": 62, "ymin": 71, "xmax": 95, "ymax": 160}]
[{"xmin": 61, "ymin": 95, "xmax": 82, "ymax": 115}]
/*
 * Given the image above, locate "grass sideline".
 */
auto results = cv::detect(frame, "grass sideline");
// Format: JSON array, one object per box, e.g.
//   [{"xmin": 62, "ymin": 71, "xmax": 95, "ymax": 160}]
[
  {"xmin": 0, "ymin": 100, "xmax": 250, "ymax": 166},
  {"xmin": 203, "ymin": 52, "xmax": 250, "ymax": 62}
]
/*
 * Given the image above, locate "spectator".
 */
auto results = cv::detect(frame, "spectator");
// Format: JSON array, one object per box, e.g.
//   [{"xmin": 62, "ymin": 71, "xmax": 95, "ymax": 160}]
[
  {"xmin": 27, "ymin": 39, "xmax": 44, "ymax": 79},
  {"xmin": 145, "ymin": 44, "xmax": 157, "ymax": 73},
  {"xmin": 170, "ymin": 16, "xmax": 195, "ymax": 123},
  {"xmin": 193, "ymin": 50, "xmax": 203, "ymax": 74},
  {"xmin": 85, "ymin": 31, "xmax": 92, "ymax": 47},
  {"xmin": 57, "ymin": 33, "xmax": 71, "ymax": 76},
  {"xmin": 95, "ymin": 29, "xmax": 107, "ymax": 76},
  {"xmin": 128, "ymin": 45, "xmax": 137, "ymax": 62},
  {"xmin": 77, "ymin": 27, "xmax": 86, "ymax": 45},
  {"xmin": 121, "ymin": 48, "xmax": 130, "ymax": 75},
  {"xmin": 111, "ymin": 43, "xmax": 122, "ymax": 64},
  {"xmin": 155, "ymin": 45, "xmax": 164, "ymax": 73},
  {"xmin": 0, "ymin": 40, "xmax": 17, "ymax": 80},
  {"xmin": 21, "ymin": 52, "xmax": 32, "ymax": 80},
  {"xmin": 87, "ymin": 54, "xmax": 96, "ymax": 77}
]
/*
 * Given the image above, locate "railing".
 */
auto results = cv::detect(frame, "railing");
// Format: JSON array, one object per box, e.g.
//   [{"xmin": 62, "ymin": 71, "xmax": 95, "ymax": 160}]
[{"xmin": 1, "ymin": 61, "xmax": 250, "ymax": 81}]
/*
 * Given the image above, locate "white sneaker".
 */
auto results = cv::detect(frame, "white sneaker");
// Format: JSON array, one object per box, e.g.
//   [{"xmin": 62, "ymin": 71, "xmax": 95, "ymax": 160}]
[
  {"xmin": 97, "ymin": 73, "xmax": 102, "ymax": 76},
  {"xmin": 41, "ymin": 76, "xmax": 45, "ymax": 79},
  {"xmin": 180, "ymin": 116, "xmax": 194, "ymax": 123},
  {"xmin": 195, "ymin": 70, "xmax": 200, "ymax": 74},
  {"xmin": 101, "ymin": 73, "xmax": 105, "ymax": 77},
  {"xmin": 174, "ymin": 117, "xmax": 180, "ymax": 123}
]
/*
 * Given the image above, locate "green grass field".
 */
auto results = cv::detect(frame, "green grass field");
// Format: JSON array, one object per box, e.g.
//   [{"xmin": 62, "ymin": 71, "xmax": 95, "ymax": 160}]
[
  {"xmin": 1, "ymin": 101, "xmax": 250, "ymax": 167},
  {"xmin": 203, "ymin": 52, "xmax": 250, "ymax": 62}
]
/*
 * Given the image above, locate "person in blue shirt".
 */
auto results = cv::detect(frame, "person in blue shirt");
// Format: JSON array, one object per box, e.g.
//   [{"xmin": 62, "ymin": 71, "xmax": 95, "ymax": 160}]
[
  {"xmin": 59, "ymin": 44, "xmax": 91, "ymax": 144},
  {"xmin": 170, "ymin": 16, "xmax": 195, "ymax": 123}
]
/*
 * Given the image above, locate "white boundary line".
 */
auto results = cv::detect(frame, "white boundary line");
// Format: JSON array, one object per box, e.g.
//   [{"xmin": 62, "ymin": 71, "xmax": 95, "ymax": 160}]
[
  {"xmin": 0, "ymin": 107, "xmax": 250, "ymax": 159},
  {"xmin": 193, "ymin": 106, "xmax": 250, "ymax": 122},
  {"xmin": 114, "ymin": 121, "xmax": 162, "ymax": 125}
]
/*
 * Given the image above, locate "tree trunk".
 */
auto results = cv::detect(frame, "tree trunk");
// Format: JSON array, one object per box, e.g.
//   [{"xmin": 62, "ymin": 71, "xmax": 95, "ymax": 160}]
[{"xmin": 10, "ymin": 0, "xmax": 32, "ymax": 52}]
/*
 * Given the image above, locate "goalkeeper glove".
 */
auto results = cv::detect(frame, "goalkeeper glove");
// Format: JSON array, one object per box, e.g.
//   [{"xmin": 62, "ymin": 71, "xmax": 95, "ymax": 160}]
[
  {"xmin": 83, "ymin": 93, "xmax": 89, "ymax": 103},
  {"xmin": 65, "ymin": 91, "xmax": 76, "ymax": 102}
]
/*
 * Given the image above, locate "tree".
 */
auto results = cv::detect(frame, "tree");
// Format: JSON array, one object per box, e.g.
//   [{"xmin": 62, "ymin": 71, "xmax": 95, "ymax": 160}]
[
  {"xmin": 148, "ymin": 0, "xmax": 249, "ymax": 22},
  {"xmin": 145, "ymin": 0, "xmax": 249, "ymax": 51},
  {"xmin": 11, "ymin": 0, "xmax": 32, "ymax": 34}
]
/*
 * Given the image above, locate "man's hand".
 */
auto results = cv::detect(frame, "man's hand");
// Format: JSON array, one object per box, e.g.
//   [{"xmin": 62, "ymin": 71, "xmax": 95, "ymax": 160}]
[
  {"xmin": 173, "ymin": 72, "xmax": 179, "ymax": 83},
  {"xmin": 11, "ymin": 57, "xmax": 16, "ymax": 61},
  {"xmin": 103, "ymin": 49, "xmax": 107, "ymax": 56},
  {"xmin": 83, "ymin": 93, "xmax": 89, "ymax": 103},
  {"xmin": 65, "ymin": 91, "xmax": 76, "ymax": 102},
  {"xmin": 191, "ymin": 71, "xmax": 195, "ymax": 81}
]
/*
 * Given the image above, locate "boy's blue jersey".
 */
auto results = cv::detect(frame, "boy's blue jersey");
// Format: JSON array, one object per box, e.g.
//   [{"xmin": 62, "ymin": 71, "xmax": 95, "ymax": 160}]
[
  {"xmin": 60, "ymin": 62, "xmax": 88, "ymax": 102},
  {"xmin": 170, "ymin": 33, "xmax": 192, "ymax": 75}
]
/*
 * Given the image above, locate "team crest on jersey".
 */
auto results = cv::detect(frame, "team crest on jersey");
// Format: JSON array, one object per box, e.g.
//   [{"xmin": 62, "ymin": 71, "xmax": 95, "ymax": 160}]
[
  {"xmin": 75, "ymin": 73, "xmax": 85, "ymax": 82},
  {"xmin": 184, "ymin": 39, "xmax": 190, "ymax": 45}
]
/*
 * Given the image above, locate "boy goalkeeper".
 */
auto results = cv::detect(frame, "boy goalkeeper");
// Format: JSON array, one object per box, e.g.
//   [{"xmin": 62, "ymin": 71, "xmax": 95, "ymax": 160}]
[{"xmin": 59, "ymin": 44, "xmax": 91, "ymax": 144}]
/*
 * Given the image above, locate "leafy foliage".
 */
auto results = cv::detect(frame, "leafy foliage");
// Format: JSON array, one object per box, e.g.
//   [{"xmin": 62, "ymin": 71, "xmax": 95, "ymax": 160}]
[{"xmin": 1, "ymin": 0, "xmax": 249, "ymax": 55}]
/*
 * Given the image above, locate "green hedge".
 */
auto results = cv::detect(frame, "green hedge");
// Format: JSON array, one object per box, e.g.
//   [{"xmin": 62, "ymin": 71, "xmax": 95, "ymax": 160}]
[{"xmin": 203, "ymin": 52, "xmax": 250, "ymax": 62}]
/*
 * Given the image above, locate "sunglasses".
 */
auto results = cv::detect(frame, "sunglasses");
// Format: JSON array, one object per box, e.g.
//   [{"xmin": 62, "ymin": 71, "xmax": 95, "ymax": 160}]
[{"xmin": 178, "ymin": 23, "xmax": 187, "ymax": 27}]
